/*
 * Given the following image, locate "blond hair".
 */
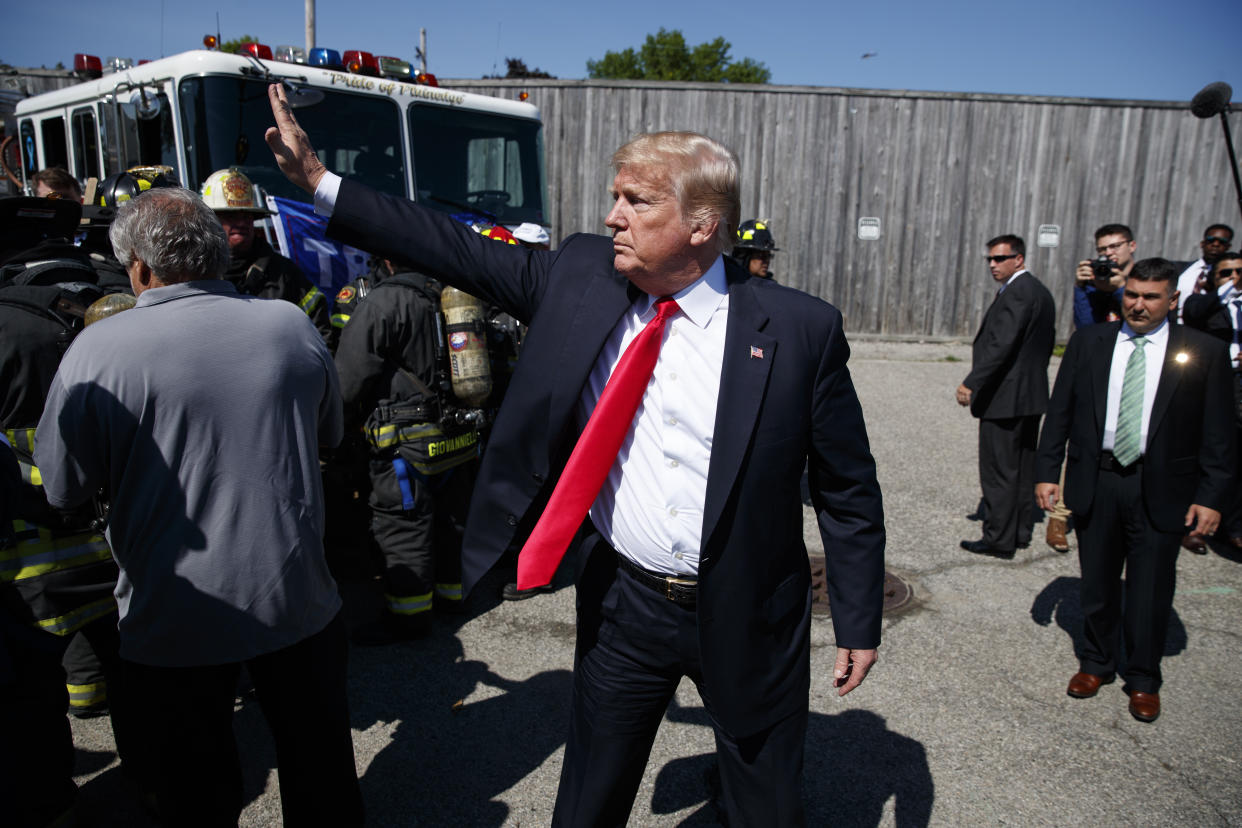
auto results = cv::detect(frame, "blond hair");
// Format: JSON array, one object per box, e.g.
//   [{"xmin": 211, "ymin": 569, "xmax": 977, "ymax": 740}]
[{"xmin": 612, "ymin": 132, "xmax": 740, "ymax": 254}]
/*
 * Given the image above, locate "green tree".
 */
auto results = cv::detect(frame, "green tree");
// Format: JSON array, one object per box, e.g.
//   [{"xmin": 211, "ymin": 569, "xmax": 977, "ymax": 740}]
[
  {"xmin": 220, "ymin": 35, "xmax": 259, "ymax": 55},
  {"xmin": 587, "ymin": 29, "xmax": 770, "ymax": 84},
  {"xmin": 485, "ymin": 57, "xmax": 556, "ymax": 80}
]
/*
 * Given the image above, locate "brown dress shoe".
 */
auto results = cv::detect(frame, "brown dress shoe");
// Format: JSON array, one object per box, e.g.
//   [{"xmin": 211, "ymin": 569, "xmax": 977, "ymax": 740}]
[
  {"xmin": 1067, "ymin": 671, "xmax": 1113, "ymax": 698},
  {"xmin": 1181, "ymin": 534, "xmax": 1208, "ymax": 554},
  {"xmin": 1045, "ymin": 518, "xmax": 1069, "ymax": 552},
  {"xmin": 1128, "ymin": 690, "xmax": 1160, "ymax": 722}
]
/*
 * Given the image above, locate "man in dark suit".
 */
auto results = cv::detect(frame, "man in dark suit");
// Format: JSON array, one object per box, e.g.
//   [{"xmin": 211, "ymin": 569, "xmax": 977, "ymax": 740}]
[
  {"xmin": 266, "ymin": 86, "xmax": 885, "ymax": 823},
  {"xmin": 957, "ymin": 235, "xmax": 1056, "ymax": 557},
  {"xmin": 1035, "ymin": 258, "xmax": 1235, "ymax": 723}
]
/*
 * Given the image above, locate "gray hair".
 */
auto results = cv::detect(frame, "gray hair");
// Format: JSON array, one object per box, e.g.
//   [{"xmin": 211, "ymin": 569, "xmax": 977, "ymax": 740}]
[
  {"xmin": 109, "ymin": 188, "xmax": 229, "ymax": 283},
  {"xmin": 612, "ymin": 132, "xmax": 741, "ymax": 254}
]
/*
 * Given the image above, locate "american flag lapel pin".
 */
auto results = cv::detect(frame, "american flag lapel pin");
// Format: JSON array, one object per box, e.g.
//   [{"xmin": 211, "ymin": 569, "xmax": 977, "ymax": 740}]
[{"xmin": 750, "ymin": 345, "xmax": 764, "ymax": 360}]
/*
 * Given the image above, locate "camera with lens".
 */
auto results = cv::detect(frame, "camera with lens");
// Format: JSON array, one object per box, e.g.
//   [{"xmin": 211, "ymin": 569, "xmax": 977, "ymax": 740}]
[{"xmin": 1090, "ymin": 256, "xmax": 1116, "ymax": 280}]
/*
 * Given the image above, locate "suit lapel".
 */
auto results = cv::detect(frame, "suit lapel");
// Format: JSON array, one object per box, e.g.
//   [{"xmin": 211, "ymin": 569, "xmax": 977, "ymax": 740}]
[
  {"xmin": 1089, "ymin": 322, "xmax": 1120, "ymax": 432},
  {"xmin": 546, "ymin": 271, "xmax": 636, "ymax": 447},
  {"xmin": 701, "ymin": 275, "xmax": 774, "ymax": 556}
]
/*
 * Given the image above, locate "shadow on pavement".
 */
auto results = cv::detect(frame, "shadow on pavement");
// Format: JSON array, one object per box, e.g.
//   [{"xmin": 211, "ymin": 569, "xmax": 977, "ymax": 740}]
[
  {"xmin": 654, "ymin": 697, "xmax": 934, "ymax": 827},
  {"xmin": 1031, "ymin": 575, "xmax": 1187, "ymax": 658}
]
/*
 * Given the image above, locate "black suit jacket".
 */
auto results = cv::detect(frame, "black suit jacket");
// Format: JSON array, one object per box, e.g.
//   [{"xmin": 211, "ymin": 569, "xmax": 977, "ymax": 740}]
[
  {"xmin": 963, "ymin": 272, "xmax": 1056, "ymax": 419},
  {"xmin": 1036, "ymin": 321, "xmax": 1235, "ymax": 531},
  {"xmin": 327, "ymin": 179, "xmax": 886, "ymax": 735},
  {"xmin": 1182, "ymin": 291, "xmax": 1236, "ymax": 346}
]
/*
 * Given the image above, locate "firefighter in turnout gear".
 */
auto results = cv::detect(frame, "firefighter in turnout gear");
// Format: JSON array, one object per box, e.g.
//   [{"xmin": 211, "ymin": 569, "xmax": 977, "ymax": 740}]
[
  {"xmin": 335, "ymin": 259, "xmax": 480, "ymax": 639},
  {"xmin": 0, "ymin": 201, "xmax": 135, "ymax": 824},
  {"xmin": 201, "ymin": 168, "xmax": 334, "ymax": 348},
  {"xmin": 731, "ymin": 218, "xmax": 779, "ymax": 281}
]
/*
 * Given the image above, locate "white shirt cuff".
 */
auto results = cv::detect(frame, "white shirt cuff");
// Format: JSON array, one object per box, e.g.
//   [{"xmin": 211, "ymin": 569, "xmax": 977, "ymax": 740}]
[{"xmin": 314, "ymin": 172, "xmax": 342, "ymax": 217}]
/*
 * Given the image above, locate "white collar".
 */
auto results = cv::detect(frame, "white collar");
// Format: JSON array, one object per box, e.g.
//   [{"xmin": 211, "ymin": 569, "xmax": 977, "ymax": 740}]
[{"xmin": 636, "ymin": 255, "xmax": 728, "ymax": 329}]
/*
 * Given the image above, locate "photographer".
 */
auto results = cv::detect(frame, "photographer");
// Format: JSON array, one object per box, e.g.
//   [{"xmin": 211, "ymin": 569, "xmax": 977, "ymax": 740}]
[{"xmin": 1072, "ymin": 224, "xmax": 1136, "ymax": 329}]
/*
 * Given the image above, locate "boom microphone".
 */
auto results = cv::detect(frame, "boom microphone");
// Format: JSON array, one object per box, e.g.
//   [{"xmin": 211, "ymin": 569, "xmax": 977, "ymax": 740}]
[{"xmin": 1190, "ymin": 82, "xmax": 1232, "ymax": 119}]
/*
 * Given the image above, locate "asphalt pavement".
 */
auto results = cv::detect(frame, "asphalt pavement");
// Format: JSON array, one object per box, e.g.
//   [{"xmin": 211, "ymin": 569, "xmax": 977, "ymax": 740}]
[{"xmin": 66, "ymin": 340, "xmax": 1242, "ymax": 826}]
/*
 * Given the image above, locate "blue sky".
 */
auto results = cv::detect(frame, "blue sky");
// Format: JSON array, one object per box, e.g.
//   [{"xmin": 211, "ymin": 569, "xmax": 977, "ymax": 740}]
[{"xmin": 3, "ymin": 0, "xmax": 1238, "ymax": 102}]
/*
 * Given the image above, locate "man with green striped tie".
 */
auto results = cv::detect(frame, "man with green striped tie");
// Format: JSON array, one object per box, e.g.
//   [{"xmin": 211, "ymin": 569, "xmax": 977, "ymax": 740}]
[{"xmin": 1035, "ymin": 258, "xmax": 1235, "ymax": 723}]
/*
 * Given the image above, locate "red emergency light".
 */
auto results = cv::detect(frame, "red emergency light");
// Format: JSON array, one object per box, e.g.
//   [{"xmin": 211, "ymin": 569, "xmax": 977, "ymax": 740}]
[
  {"xmin": 240, "ymin": 42, "xmax": 274, "ymax": 60},
  {"xmin": 415, "ymin": 72, "xmax": 438, "ymax": 87},
  {"xmin": 343, "ymin": 50, "xmax": 380, "ymax": 77},
  {"xmin": 73, "ymin": 53, "xmax": 102, "ymax": 79}
]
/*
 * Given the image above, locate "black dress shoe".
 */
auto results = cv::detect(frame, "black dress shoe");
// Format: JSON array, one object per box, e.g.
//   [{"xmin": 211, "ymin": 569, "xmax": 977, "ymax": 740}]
[
  {"xmin": 501, "ymin": 582, "xmax": 554, "ymax": 601},
  {"xmin": 960, "ymin": 539, "xmax": 1015, "ymax": 558}
]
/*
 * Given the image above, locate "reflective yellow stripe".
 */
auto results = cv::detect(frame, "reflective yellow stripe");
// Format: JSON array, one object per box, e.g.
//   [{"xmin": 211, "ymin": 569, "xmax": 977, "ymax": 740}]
[
  {"xmin": 19, "ymin": 462, "xmax": 42, "ymax": 485},
  {"xmin": 36, "ymin": 596, "xmax": 117, "ymax": 636},
  {"xmin": 331, "ymin": 312, "xmax": 351, "ymax": 329},
  {"xmin": 67, "ymin": 681, "xmax": 108, "ymax": 707},
  {"xmin": 384, "ymin": 591, "xmax": 432, "ymax": 616},
  {"xmin": 300, "ymin": 287, "xmax": 325, "ymax": 314},
  {"xmin": 0, "ymin": 533, "xmax": 112, "ymax": 582},
  {"xmin": 365, "ymin": 422, "xmax": 444, "ymax": 450},
  {"xmin": 434, "ymin": 583, "xmax": 462, "ymax": 601},
  {"xmin": 4, "ymin": 427, "xmax": 37, "ymax": 453}
]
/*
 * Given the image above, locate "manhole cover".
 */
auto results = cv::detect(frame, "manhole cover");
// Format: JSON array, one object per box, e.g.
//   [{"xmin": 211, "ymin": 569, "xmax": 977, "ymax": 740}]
[{"xmin": 809, "ymin": 554, "xmax": 913, "ymax": 616}]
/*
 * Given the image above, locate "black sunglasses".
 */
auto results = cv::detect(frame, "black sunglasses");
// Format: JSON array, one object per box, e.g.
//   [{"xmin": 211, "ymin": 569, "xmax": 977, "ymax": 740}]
[
  {"xmin": 985, "ymin": 254, "xmax": 1018, "ymax": 263},
  {"xmin": 1203, "ymin": 236, "xmax": 1232, "ymax": 245},
  {"xmin": 1218, "ymin": 267, "xmax": 1241, "ymax": 277}
]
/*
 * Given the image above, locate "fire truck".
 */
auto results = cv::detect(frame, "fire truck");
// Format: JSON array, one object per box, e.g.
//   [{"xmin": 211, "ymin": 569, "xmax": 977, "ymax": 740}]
[{"xmin": 7, "ymin": 43, "xmax": 546, "ymax": 286}]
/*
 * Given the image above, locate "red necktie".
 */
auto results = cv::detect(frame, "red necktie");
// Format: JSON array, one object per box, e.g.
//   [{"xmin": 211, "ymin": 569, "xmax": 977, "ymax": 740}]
[{"xmin": 516, "ymin": 297, "xmax": 680, "ymax": 589}]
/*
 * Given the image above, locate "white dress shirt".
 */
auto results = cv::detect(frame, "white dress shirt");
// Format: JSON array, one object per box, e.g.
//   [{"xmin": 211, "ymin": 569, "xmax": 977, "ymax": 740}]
[
  {"xmin": 1102, "ymin": 319, "xmax": 1169, "ymax": 454},
  {"xmin": 586, "ymin": 259, "xmax": 729, "ymax": 577},
  {"xmin": 997, "ymin": 269, "xmax": 1028, "ymax": 294}
]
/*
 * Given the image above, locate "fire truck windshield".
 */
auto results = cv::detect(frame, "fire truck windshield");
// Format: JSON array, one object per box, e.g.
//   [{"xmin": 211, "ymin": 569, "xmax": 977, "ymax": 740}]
[
  {"xmin": 179, "ymin": 76, "xmax": 406, "ymax": 203},
  {"xmin": 177, "ymin": 76, "xmax": 546, "ymax": 228},
  {"xmin": 407, "ymin": 103, "xmax": 545, "ymax": 225}
]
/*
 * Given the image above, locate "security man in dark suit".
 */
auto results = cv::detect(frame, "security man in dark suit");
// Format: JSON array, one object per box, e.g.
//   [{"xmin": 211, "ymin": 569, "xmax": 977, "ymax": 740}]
[
  {"xmin": 266, "ymin": 84, "xmax": 885, "ymax": 825},
  {"xmin": 957, "ymin": 234, "xmax": 1056, "ymax": 557},
  {"xmin": 1035, "ymin": 258, "xmax": 1235, "ymax": 723}
]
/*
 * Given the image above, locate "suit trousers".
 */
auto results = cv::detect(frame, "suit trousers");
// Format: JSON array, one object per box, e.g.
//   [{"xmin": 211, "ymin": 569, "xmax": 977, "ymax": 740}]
[
  {"xmin": 1073, "ymin": 464, "xmax": 1180, "ymax": 693},
  {"xmin": 554, "ymin": 538, "xmax": 807, "ymax": 827},
  {"xmin": 116, "ymin": 613, "xmax": 363, "ymax": 827},
  {"xmin": 978, "ymin": 415, "xmax": 1040, "ymax": 551}
]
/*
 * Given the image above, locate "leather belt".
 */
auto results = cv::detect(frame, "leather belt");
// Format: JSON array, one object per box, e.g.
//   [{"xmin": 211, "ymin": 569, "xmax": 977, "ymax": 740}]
[
  {"xmin": 1099, "ymin": 450, "xmax": 1142, "ymax": 473},
  {"xmin": 615, "ymin": 553, "xmax": 697, "ymax": 607}
]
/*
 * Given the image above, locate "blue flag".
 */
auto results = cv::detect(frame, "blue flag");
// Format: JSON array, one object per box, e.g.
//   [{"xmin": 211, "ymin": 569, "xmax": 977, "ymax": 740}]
[{"xmin": 266, "ymin": 196, "xmax": 370, "ymax": 296}]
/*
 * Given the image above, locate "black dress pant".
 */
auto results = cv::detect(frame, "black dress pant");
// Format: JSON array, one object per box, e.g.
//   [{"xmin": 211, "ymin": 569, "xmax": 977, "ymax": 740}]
[
  {"xmin": 554, "ymin": 539, "xmax": 807, "ymax": 827},
  {"xmin": 978, "ymin": 415, "xmax": 1040, "ymax": 551},
  {"xmin": 116, "ymin": 613, "xmax": 363, "ymax": 827},
  {"xmin": 1073, "ymin": 464, "xmax": 1180, "ymax": 693}
]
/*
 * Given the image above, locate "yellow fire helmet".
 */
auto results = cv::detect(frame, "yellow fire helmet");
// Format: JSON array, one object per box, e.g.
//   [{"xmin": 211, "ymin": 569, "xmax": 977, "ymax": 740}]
[
  {"xmin": 84, "ymin": 292, "xmax": 137, "ymax": 326},
  {"xmin": 199, "ymin": 168, "xmax": 271, "ymax": 214}
]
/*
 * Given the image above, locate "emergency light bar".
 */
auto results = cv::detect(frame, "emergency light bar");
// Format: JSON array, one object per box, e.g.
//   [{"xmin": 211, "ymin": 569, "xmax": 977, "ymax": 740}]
[
  {"xmin": 181, "ymin": 37, "xmax": 436, "ymax": 84},
  {"xmin": 104, "ymin": 57, "xmax": 134, "ymax": 73}
]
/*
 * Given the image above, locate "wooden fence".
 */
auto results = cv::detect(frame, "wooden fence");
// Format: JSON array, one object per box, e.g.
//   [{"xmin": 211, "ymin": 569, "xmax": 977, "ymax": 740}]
[{"xmin": 444, "ymin": 78, "xmax": 1241, "ymax": 340}]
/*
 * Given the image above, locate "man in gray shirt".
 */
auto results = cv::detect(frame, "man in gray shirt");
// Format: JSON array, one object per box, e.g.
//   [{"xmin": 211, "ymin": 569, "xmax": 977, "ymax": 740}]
[{"xmin": 35, "ymin": 187, "xmax": 362, "ymax": 826}]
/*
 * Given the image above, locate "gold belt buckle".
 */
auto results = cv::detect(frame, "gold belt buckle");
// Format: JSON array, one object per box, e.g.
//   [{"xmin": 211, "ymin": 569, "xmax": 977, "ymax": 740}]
[{"xmin": 664, "ymin": 576, "xmax": 696, "ymax": 601}]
